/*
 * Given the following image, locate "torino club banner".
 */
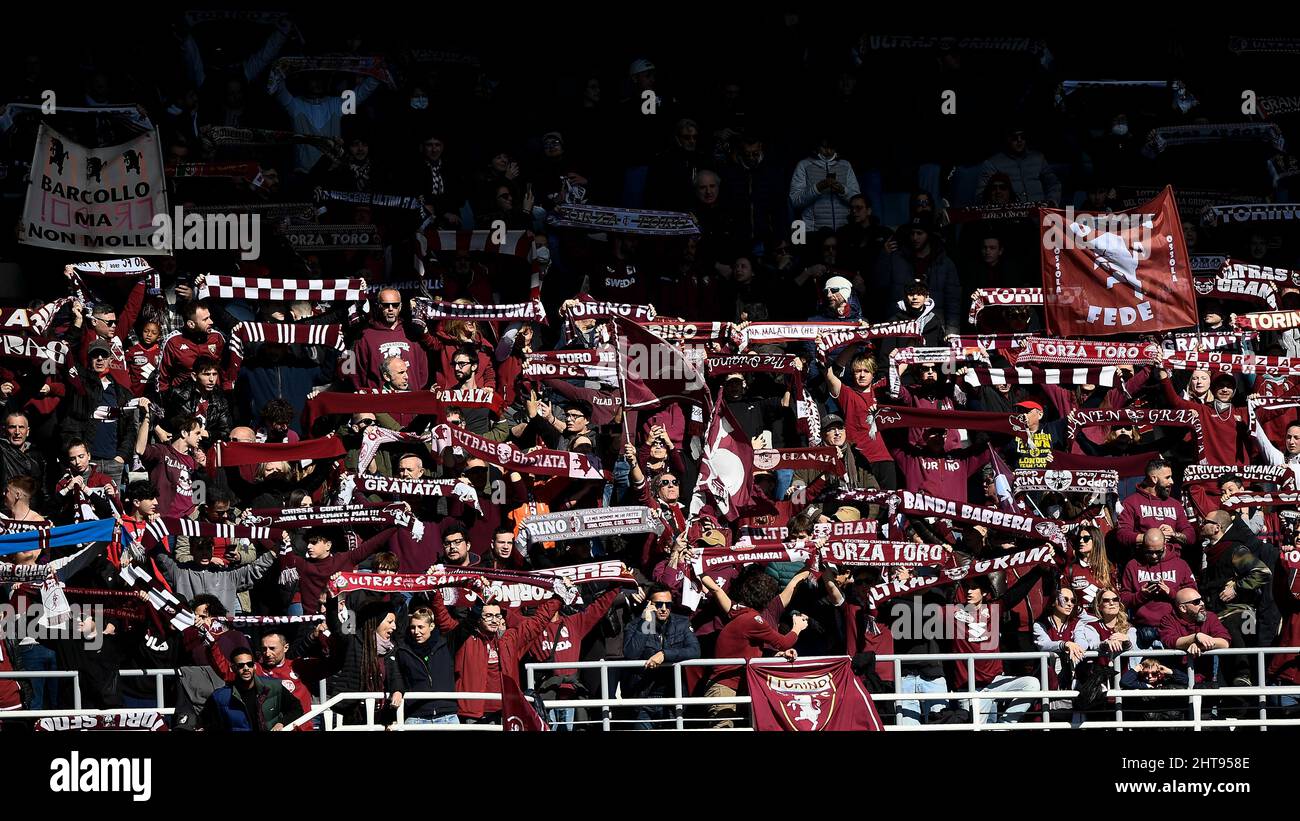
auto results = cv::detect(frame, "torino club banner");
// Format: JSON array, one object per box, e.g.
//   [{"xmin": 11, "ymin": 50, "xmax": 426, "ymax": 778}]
[
  {"xmin": 1039, "ymin": 186, "xmax": 1198, "ymax": 337},
  {"xmin": 21, "ymin": 124, "xmax": 170, "ymax": 255},
  {"xmin": 746, "ymin": 658, "xmax": 883, "ymax": 731}
]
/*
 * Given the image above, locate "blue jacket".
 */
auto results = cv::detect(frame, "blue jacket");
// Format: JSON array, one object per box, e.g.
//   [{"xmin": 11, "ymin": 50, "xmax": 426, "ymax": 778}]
[
  {"xmin": 623, "ymin": 614, "xmax": 701, "ymax": 697},
  {"xmin": 206, "ymin": 676, "xmax": 303, "ymax": 731}
]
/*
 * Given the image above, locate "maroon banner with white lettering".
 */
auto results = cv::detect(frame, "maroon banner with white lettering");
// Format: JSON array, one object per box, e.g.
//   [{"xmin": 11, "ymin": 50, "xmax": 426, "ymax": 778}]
[{"xmin": 1040, "ymin": 186, "xmax": 1198, "ymax": 337}]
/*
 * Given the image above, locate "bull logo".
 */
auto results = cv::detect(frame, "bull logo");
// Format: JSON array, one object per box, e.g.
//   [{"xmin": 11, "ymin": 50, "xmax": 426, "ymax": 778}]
[
  {"xmin": 1043, "ymin": 470, "xmax": 1073, "ymax": 492},
  {"xmin": 1194, "ymin": 277, "xmax": 1215, "ymax": 295},
  {"xmin": 86, "ymin": 156, "xmax": 106, "ymax": 182},
  {"xmin": 1035, "ymin": 521, "xmax": 1065, "ymax": 544},
  {"xmin": 874, "ymin": 407, "xmax": 902, "ymax": 426},
  {"xmin": 49, "ymin": 138, "xmax": 69, "ymax": 175},
  {"xmin": 787, "ymin": 695, "xmax": 823, "ymax": 728},
  {"xmin": 122, "ymin": 149, "xmax": 142, "ymax": 175},
  {"xmin": 1069, "ymin": 220, "xmax": 1145, "ymax": 298}
]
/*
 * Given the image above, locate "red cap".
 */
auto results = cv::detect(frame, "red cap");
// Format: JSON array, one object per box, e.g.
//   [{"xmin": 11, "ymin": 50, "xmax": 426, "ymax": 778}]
[{"xmin": 1015, "ymin": 400, "xmax": 1044, "ymax": 411}]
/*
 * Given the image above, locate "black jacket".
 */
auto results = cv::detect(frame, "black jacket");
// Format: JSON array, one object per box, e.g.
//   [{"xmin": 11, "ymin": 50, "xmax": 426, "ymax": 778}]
[
  {"xmin": 57, "ymin": 369, "xmax": 138, "ymax": 460},
  {"xmin": 394, "ymin": 633, "xmax": 458, "ymax": 718},
  {"xmin": 163, "ymin": 380, "xmax": 233, "ymax": 443}
]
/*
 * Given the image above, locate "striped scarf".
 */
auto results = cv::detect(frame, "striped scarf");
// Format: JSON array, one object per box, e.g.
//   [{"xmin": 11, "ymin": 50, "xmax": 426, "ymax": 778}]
[
  {"xmin": 968, "ymin": 288, "xmax": 1043, "ymax": 324},
  {"xmin": 227, "ymin": 321, "xmax": 345, "ymax": 372},
  {"xmin": 962, "ymin": 365, "xmax": 1117, "ymax": 387},
  {"xmin": 139, "ymin": 517, "xmax": 281, "ymax": 549}
]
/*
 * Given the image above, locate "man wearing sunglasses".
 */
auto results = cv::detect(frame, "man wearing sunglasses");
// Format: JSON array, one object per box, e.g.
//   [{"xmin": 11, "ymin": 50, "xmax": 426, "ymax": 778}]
[
  {"xmin": 623, "ymin": 583, "xmax": 701, "ymax": 729},
  {"xmin": 429, "ymin": 580, "xmax": 573, "ymax": 724},
  {"xmin": 69, "ymin": 299, "xmax": 141, "ymax": 392},
  {"xmin": 204, "ymin": 648, "xmax": 305, "ymax": 732},
  {"xmin": 1158, "ymin": 587, "xmax": 1231, "ymax": 686},
  {"xmin": 352, "ymin": 287, "xmax": 429, "ymax": 392}
]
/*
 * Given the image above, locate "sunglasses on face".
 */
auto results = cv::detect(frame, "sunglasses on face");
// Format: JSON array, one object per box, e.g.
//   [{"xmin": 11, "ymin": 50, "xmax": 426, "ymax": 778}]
[
  {"xmin": 1100, "ymin": 597, "xmax": 1121, "ymax": 604},
  {"xmin": 659, "ymin": 479, "xmax": 678, "ymax": 487},
  {"xmin": 652, "ymin": 601, "xmax": 672, "ymax": 609},
  {"xmin": 380, "ymin": 302, "xmax": 401, "ymax": 308},
  {"xmin": 97, "ymin": 317, "xmax": 118, "ymax": 325},
  {"xmin": 1077, "ymin": 534, "xmax": 1093, "ymax": 542},
  {"xmin": 234, "ymin": 661, "xmax": 257, "ymax": 670},
  {"xmin": 1184, "ymin": 598, "xmax": 1204, "ymax": 607}
]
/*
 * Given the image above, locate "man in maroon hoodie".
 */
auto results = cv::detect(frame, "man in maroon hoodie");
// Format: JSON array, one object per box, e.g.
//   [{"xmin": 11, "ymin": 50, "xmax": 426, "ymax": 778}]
[
  {"xmin": 352, "ymin": 288, "xmax": 430, "ymax": 391},
  {"xmin": 526, "ymin": 587, "xmax": 620, "ymax": 729},
  {"xmin": 1119, "ymin": 528, "xmax": 1197, "ymax": 647},
  {"xmin": 890, "ymin": 428, "xmax": 992, "ymax": 504},
  {"xmin": 1116, "ymin": 458, "xmax": 1196, "ymax": 556}
]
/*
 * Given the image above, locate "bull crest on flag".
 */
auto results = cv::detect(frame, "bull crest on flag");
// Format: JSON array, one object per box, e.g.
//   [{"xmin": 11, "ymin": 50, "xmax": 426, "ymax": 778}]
[
  {"xmin": 770, "ymin": 672, "xmax": 838, "ymax": 731},
  {"xmin": 1039, "ymin": 186, "xmax": 1198, "ymax": 336},
  {"xmin": 689, "ymin": 389, "xmax": 754, "ymax": 521}
]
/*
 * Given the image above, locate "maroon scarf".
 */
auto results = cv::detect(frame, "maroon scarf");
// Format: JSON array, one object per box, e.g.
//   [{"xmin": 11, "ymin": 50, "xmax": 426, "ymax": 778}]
[
  {"xmin": 208, "ymin": 435, "xmax": 346, "ymax": 468},
  {"xmin": 874, "ymin": 404, "xmax": 1028, "ymax": 440}
]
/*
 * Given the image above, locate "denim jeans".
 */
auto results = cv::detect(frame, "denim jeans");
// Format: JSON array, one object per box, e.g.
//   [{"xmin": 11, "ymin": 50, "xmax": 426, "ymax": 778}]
[
  {"xmin": 405, "ymin": 714, "xmax": 461, "ymax": 726},
  {"xmin": 18, "ymin": 643, "xmax": 58, "ymax": 710},
  {"xmin": 896, "ymin": 674, "xmax": 947, "ymax": 725},
  {"xmin": 773, "ymin": 469, "xmax": 794, "ymax": 504},
  {"xmin": 93, "ymin": 457, "xmax": 125, "ymax": 495},
  {"xmin": 632, "ymin": 705, "xmax": 670, "ymax": 730},
  {"xmin": 972, "ymin": 675, "xmax": 1040, "ymax": 725},
  {"xmin": 547, "ymin": 707, "xmax": 576, "ymax": 731}
]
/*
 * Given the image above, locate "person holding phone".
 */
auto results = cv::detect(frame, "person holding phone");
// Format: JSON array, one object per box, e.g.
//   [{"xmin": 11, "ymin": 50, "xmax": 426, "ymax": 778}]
[
  {"xmin": 1119, "ymin": 528, "xmax": 1198, "ymax": 649},
  {"xmin": 789, "ymin": 135, "xmax": 860, "ymax": 232}
]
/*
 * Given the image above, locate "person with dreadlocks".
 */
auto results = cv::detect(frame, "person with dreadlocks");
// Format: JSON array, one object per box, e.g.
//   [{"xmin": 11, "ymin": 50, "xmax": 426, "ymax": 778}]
[{"xmin": 326, "ymin": 595, "xmax": 405, "ymax": 726}]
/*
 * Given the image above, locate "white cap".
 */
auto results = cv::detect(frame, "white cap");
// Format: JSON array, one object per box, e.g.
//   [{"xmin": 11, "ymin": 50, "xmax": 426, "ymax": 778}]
[
  {"xmin": 629, "ymin": 58, "xmax": 655, "ymax": 77},
  {"xmin": 824, "ymin": 275, "xmax": 853, "ymax": 294}
]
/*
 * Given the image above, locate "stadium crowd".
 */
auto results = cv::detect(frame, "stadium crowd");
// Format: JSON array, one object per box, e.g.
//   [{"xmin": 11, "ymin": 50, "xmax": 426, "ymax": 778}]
[{"xmin": 1, "ymin": 16, "xmax": 1300, "ymax": 730}]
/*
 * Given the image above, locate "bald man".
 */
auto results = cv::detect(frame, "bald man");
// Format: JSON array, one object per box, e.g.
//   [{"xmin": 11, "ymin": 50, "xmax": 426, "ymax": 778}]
[
  {"xmin": 352, "ymin": 287, "xmax": 429, "ymax": 390},
  {"xmin": 1158, "ymin": 586, "xmax": 1232, "ymax": 685},
  {"xmin": 1120, "ymin": 528, "xmax": 1198, "ymax": 646}
]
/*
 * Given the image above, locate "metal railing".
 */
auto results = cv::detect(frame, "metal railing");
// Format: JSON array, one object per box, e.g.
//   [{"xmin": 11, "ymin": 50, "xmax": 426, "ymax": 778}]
[{"xmin": 7, "ymin": 647, "xmax": 1300, "ymax": 731}]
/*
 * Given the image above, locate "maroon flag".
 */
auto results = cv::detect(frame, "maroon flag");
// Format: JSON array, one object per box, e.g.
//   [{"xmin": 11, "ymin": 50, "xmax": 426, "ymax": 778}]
[
  {"xmin": 690, "ymin": 389, "xmax": 755, "ymax": 522},
  {"xmin": 501, "ymin": 674, "xmax": 549, "ymax": 731},
  {"xmin": 1039, "ymin": 186, "xmax": 1198, "ymax": 337},
  {"xmin": 613, "ymin": 316, "xmax": 710, "ymax": 410},
  {"xmin": 987, "ymin": 444, "xmax": 1023, "ymax": 514},
  {"xmin": 746, "ymin": 657, "xmax": 883, "ymax": 731}
]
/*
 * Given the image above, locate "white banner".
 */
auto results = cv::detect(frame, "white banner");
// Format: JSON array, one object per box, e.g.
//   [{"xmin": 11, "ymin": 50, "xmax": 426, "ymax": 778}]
[{"xmin": 20, "ymin": 124, "xmax": 170, "ymax": 255}]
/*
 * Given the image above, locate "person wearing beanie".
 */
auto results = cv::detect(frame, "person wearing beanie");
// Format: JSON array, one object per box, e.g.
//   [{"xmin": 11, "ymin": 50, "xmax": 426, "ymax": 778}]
[{"xmin": 874, "ymin": 212, "xmax": 963, "ymax": 330}]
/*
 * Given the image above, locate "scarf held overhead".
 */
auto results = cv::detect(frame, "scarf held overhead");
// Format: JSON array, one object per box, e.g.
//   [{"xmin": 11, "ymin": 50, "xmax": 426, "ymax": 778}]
[{"xmin": 513, "ymin": 506, "xmax": 666, "ymax": 551}]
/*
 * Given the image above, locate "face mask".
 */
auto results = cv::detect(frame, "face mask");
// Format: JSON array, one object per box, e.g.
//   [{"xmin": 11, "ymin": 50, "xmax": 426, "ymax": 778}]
[
  {"xmin": 1112, "ymin": 123, "xmax": 1129, "ymax": 136},
  {"xmin": 410, "ymin": 97, "xmax": 429, "ymax": 110},
  {"xmin": 1214, "ymin": 399, "xmax": 1232, "ymax": 412}
]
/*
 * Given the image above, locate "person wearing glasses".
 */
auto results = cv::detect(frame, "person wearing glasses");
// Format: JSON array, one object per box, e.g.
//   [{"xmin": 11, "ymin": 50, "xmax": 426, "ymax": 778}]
[
  {"xmin": 351, "ymin": 287, "xmax": 429, "ymax": 392},
  {"xmin": 204, "ymin": 647, "xmax": 305, "ymax": 732},
  {"xmin": 1033, "ymin": 588, "xmax": 1086, "ymax": 694},
  {"xmin": 1119, "ymin": 527, "xmax": 1197, "ymax": 649},
  {"xmin": 429, "ymin": 579, "xmax": 572, "ymax": 723},
  {"xmin": 67, "ymin": 297, "xmax": 142, "ymax": 392},
  {"xmin": 1077, "ymin": 590, "xmax": 1139, "ymax": 666},
  {"xmin": 1060, "ymin": 525, "xmax": 1113, "ymax": 610},
  {"xmin": 1157, "ymin": 587, "xmax": 1232, "ymax": 686},
  {"xmin": 623, "ymin": 583, "xmax": 701, "ymax": 729}
]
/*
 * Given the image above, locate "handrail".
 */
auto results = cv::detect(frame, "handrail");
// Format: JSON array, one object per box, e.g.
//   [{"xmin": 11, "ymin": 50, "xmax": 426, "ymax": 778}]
[{"xmin": 9, "ymin": 646, "xmax": 1300, "ymax": 731}]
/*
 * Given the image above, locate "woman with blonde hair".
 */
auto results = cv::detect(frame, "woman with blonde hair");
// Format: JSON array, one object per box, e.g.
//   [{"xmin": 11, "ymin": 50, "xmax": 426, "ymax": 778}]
[{"xmin": 1076, "ymin": 589, "xmax": 1139, "ymax": 669}]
